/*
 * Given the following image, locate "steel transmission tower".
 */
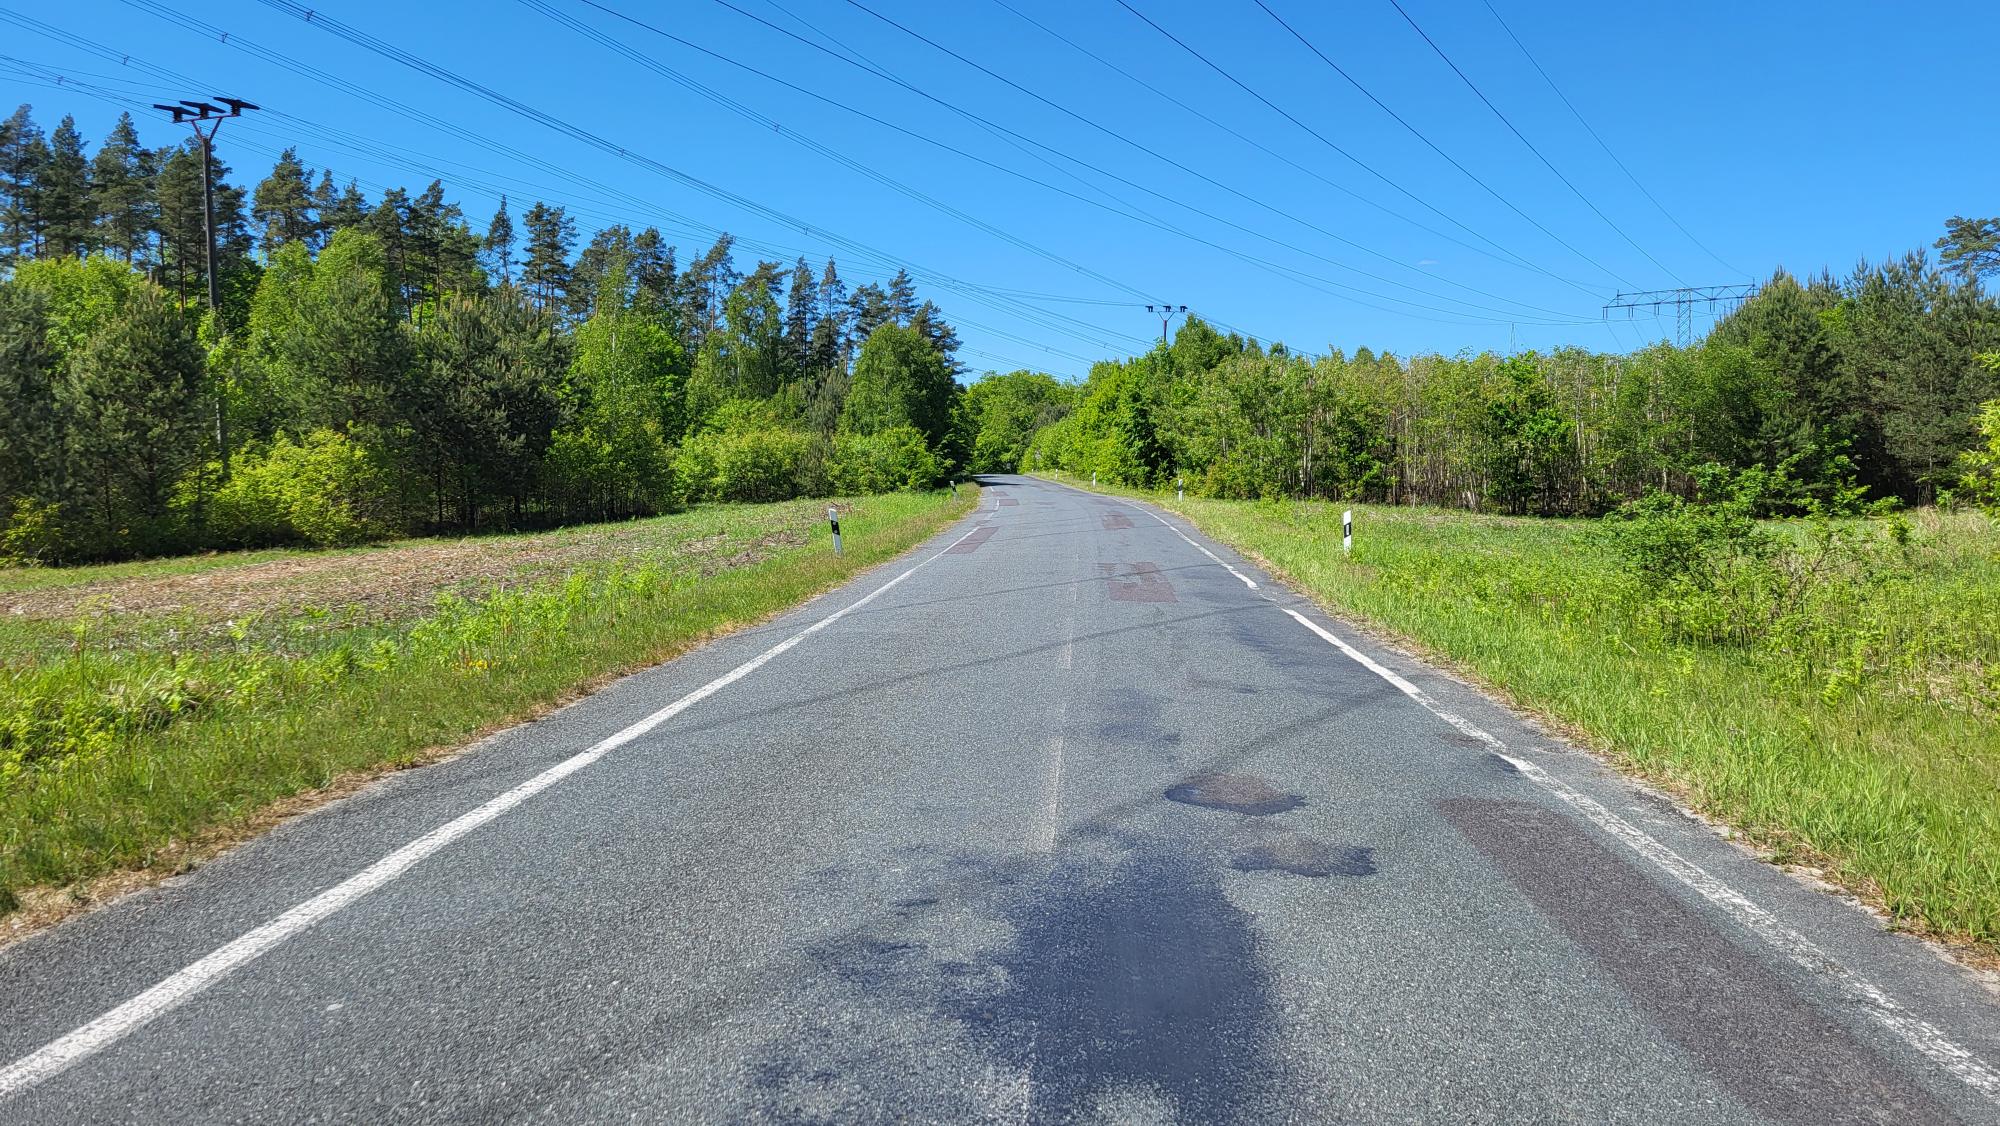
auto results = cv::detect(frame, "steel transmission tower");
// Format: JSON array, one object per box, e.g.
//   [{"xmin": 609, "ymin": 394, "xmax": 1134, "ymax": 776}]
[{"xmin": 1603, "ymin": 284, "xmax": 1757, "ymax": 346}]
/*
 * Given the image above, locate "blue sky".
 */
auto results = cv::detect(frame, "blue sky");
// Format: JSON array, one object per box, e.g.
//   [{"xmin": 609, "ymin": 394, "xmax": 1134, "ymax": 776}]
[{"xmin": 4, "ymin": 0, "xmax": 1995, "ymax": 378}]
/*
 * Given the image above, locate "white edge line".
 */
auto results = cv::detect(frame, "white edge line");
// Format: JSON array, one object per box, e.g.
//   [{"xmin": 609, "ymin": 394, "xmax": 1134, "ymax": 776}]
[
  {"xmin": 0, "ymin": 520, "xmax": 986, "ymax": 1099},
  {"xmin": 1126, "ymin": 503, "xmax": 1257, "ymax": 589},
  {"xmin": 1276, "ymin": 604, "xmax": 2000, "ymax": 1104}
]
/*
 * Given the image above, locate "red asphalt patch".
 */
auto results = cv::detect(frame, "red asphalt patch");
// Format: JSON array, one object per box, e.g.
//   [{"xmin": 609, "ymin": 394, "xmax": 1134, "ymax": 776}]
[{"xmin": 1101, "ymin": 561, "xmax": 1177, "ymax": 602}]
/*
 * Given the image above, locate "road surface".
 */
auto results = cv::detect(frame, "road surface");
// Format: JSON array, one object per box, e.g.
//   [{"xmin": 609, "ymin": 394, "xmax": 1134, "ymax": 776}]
[{"xmin": 3, "ymin": 474, "xmax": 1997, "ymax": 1123}]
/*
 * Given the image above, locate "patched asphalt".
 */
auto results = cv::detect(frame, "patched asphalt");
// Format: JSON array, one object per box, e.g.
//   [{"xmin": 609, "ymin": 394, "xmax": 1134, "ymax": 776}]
[{"xmin": 2, "ymin": 474, "xmax": 1996, "ymax": 1123}]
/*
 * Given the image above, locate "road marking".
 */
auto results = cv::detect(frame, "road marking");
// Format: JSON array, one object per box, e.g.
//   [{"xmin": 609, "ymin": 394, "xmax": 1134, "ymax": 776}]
[
  {"xmin": 1277, "ymin": 604, "xmax": 2000, "ymax": 1105},
  {"xmin": 1130, "ymin": 505, "xmax": 1257, "ymax": 589},
  {"xmin": 1035, "ymin": 579, "xmax": 1079, "ymax": 855},
  {"xmin": 0, "ymin": 521, "xmax": 987, "ymax": 1100}
]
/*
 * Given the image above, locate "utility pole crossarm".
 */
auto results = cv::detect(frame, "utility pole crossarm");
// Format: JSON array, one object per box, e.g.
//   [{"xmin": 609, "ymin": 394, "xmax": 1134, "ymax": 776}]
[{"xmin": 1144, "ymin": 303, "xmax": 1189, "ymax": 345}]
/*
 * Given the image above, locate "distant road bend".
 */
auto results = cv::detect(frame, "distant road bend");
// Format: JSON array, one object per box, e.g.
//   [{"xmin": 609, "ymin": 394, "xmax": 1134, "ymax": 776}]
[{"xmin": 2, "ymin": 475, "xmax": 1997, "ymax": 1123}]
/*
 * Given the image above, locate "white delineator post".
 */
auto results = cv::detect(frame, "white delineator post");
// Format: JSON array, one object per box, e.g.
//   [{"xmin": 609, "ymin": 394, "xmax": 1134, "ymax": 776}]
[
  {"xmin": 1092, "ymin": 471, "xmax": 1098, "ymax": 486},
  {"xmin": 828, "ymin": 505, "xmax": 842, "ymax": 556},
  {"xmin": 1177, "ymin": 476, "xmax": 1184, "ymax": 502},
  {"xmin": 1342, "ymin": 510, "xmax": 1353, "ymax": 554}
]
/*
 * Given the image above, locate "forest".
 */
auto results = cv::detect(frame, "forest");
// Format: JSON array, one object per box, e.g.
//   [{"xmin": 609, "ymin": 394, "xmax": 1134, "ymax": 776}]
[
  {"xmin": 0, "ymin": 106, "xmax": 967, "ymax": 563},
  {"xmin": 2, "ymin": 102, "xmax": 1998, "ymax": 566}
]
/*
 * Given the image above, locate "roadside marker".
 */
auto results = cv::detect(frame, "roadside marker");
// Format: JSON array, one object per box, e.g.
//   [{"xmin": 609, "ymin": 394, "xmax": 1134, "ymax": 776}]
[
  {"xmin": 1343, "ymin": 510, "xmax": 1352, "ymax": 554},
  {"xmin": 827, "ymin": 505, "xmax": 842, "ymax": 556},
  {"xmin": 1177, "ymin": 476, "xmax": 1184, "ymax": 502}
]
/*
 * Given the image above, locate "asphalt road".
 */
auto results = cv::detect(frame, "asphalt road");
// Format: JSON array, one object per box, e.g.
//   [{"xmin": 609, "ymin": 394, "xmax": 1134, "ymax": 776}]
[{"xmin": 3, "ymin": 474, "xmax": 1998, "ymax": 1124}]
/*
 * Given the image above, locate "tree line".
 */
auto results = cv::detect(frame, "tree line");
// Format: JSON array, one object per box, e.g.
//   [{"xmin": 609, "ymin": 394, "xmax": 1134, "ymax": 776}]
[
  {"xmin": 0, "ymin": 105, "xmax": 973, "ymax": 563},
  {"xmin": 1011, "ymin": 224, "xmax": 2000, "ymax": 516},
  {"xmin": 4, "ymin": 101, "xmax": 1994, "ymax": 565}
]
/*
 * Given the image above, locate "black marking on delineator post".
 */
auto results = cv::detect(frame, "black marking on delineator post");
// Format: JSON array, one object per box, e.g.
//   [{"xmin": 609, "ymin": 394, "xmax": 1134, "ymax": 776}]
[{"xmin": 827, "ymin": 505, "xmax": 841, "ymax": 556}]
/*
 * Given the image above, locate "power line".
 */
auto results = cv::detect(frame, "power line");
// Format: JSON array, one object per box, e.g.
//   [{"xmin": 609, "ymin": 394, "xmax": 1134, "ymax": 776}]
[
  {"xmin": 1382, "ymin": 0, "xmax": 1686, "ymax": 286},
  {"xmin": 606, "ymin": 0, "xmax": 1595, "ymax": 326},
  {"xmin": 99, "ymin": 0, "xmax": 1163, "ymax": 358},
  {"xmin": 1233, "ymin": 0, "xmax": 1636, "ymax": 289},
  {"xmin": 712, "ymin": 0, "xmax": 1590, "ymax": 323},
  {"xmin": 5, "ymin": 16, "xmax": 1143, "ymax": 366},
  {"xmin": 983, "ymin": 0, "xmax": 1596, "ymax": 313},
  {"xmin": 522, "ymin": 0, "xmax": 1160, "ymax": 309},
  {"xmin": 828, "ymin": 0, "xmax": 1599, "ymax": 317},
  {"xmin": 1478, "ymin": 0, "xmax": 1746, "ymax": 279}
]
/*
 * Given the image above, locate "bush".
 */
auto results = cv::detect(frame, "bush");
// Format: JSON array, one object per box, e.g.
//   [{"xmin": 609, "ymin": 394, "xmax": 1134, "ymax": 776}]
[
  {"xmin": 676, "ymin": 426, "xmax": 819, "ymax": 504},
  {"xmin": 829, "ymin": 426, "xmax": 941, "ymax": 493},
  {"xmin": 1958, "ymin": 394, "xmax": 2000, "ymax": 517},
  {"xmin": 0, "ymin": 497, "xmax": 65, "ymax": 565},
  {"xmin": 205, "ymin": 430, "xmax": 397, "ymax": 548},
  {"xmin": 1601, "ymin": 462, "xmax": 1908, "ymax": 650}
]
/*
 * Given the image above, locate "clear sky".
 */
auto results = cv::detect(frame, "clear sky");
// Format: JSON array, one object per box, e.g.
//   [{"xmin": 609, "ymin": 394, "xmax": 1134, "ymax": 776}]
[{"xmin": 4, "ymin": 0, "xmax": 1995, "ymax": 378}]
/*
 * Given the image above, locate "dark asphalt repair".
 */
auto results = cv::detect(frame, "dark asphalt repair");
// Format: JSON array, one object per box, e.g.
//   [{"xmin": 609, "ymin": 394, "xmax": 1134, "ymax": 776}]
[
  {"xmin": 1165, "ymin": 772, "xmax": 1306, "ymax": 816},
  {"xmin": 784, "ymin": 838, "xmax": 1285, "ymax": 1125},
  {"xmin": 4, "ymin": 473, "xmax": 1997, "ymax": 1124},
  {"xmin": 1228, "ymin": 831, "xmax": 1377, "ymax": 879},
  {"xmin": 1440, "ymin": 799, "xmax": 1962, "ymax": 1125}
]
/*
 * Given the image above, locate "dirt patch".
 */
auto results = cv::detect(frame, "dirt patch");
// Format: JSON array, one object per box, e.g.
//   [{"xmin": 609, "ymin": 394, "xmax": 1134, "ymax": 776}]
[{"xmin": 2, "ymin": 523, "xmax": 793, "ymax": 628}]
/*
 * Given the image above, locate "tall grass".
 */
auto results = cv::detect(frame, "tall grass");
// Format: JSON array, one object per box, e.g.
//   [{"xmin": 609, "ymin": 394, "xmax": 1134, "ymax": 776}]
[
  {"xmin": 0, "ymin": 490, "xmax": 973, "ymax": 912},
  {"xmin": 1125, "ymin": 487, "xmax": 2000, "ymax": 952}
]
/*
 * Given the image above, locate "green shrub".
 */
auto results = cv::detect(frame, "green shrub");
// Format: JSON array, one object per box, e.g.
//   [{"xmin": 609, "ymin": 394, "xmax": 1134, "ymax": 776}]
[
  {"xmin": 1958, "ymin": 393, "xmax": 2000, "ymax": 517},
  {"xmin": 830, "ymin": 425, "xmax": 941, "ymax": 493},
  {"xmin": 206, "ymin": 430, "xmax": 397, "ymax": 548},
  {"xmin": 0, "ymin": 497, "xmax": 66, "ymax": 565},
  {"xmin": 676, "ymin": 426, "xmax": 820, "ymax": 504}
]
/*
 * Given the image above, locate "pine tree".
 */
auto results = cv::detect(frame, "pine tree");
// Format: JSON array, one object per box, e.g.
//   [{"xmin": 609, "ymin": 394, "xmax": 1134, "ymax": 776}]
[
  {"xmin": 89, "ymin": 113, "xmax": 155, "ymax": 264},
  {"xmin": 251, "ymin": 147, "xmax": 316, "ymax": 254},
  {"xmin": 36, "ymin": 116, "xmax": 93, "ymax": 259},
  {"xmin": 677, "ymin": 234, "xmax": 739, "ymax": 352},
  {"xmin": 849, "ymin": 281, "xmax": 895, "ymax": 341},
  {"xmin": 520, "ymin": 201, "xmax": 575, "ymax": 312},
  {"xmin": 320, "ymin": 178, "xmax": 368, "ymax": 235},
  {"xmin": 784, "ymin": 256, "xmax": 817, "ymax": 379},
  {"xmin": 811, "ymin": 257, "xmax": 849, "ymax": 373},
  {"xmin": 154, "ymin": 144, "xmax": 203, "ymax": 301},
  {"xmin": 364, "ymin": 187, "xmax": 410, "ymax": 314},
  {"xmin": 155, "ymin": 141, "xmax": 254, "ymax": 314},
  {"xmin": 909, "ymin": 299, "xmax": 962, "ymax": 377},
  {"xmin": 630, "ymin": 226, "xmax": 675, "ymax": 316},
  {"xmin": 59, "ymin": 285, "xmax": 209, "ymax": 554},
  {"xmin": 484, "ymin": 194, "xmax": 515, "ymax": 287},
  {"xmin": 401, "ymin": 180, "xmax": 479, "ymax": 308},
  {"xmin": 568, "ymin": 224, "xmax": 635, "ymax": 320},
  {"xmin": 0, "ymin": 106, "xmax": 50, "ymax": 265},
  {"xmin": 0, "ymin": 284, "xmax": 59, "ymax": 507},
  {"xmin": 886, "ymin": 267, "xmax": 918, "ymax": 325}
]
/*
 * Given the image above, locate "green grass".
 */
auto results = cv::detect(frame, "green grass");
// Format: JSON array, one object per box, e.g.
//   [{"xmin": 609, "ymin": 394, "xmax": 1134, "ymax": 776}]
[
  {"xmin": 0, "ymin": 489, "xmax": 975, "ymax": 913},
  {"xmin": 1073, "ymin": 479, "xmax": 2000, "ymax": 953}
]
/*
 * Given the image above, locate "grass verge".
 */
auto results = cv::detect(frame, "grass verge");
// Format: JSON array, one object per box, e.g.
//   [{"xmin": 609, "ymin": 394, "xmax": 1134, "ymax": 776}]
[
  {"xmin": 1, "ymin": 489, "xmax": 975, "ymax": 929},
  {"xmin": 1053, "ymin": 477, "xmax": 2000, "ymax": 959}
]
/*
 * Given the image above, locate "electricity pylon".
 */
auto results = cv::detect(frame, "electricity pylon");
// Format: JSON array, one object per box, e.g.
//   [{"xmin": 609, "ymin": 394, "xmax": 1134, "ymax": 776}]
[{"xmin": 1603, "ymin": 284, "xmax": 1757, "ymax": 346}]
